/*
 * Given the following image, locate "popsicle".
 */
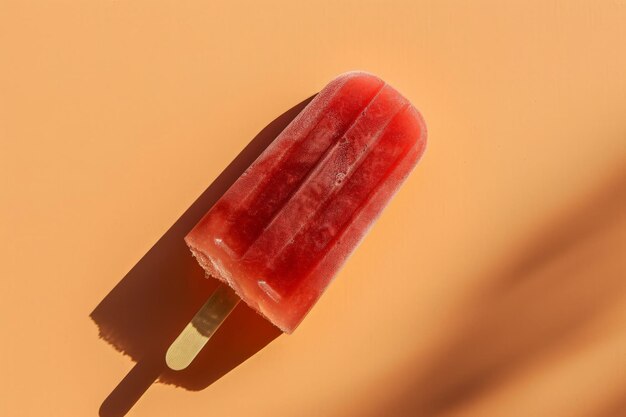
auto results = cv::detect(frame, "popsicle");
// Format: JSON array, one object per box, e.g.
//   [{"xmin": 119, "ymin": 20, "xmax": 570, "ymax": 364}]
[{"xmin": 166, "ymin": 71, "xmax": 426, "ymax": 370}]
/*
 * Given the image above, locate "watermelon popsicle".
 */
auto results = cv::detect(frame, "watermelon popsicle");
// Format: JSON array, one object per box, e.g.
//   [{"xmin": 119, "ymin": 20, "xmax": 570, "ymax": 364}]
[{"xmin": 166, "ymin": 72, "xmax": 426, "ymax": 370}]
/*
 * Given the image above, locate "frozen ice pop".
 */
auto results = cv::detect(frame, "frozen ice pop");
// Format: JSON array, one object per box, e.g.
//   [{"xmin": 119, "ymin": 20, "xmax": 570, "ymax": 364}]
[{"xmin": 166, "ymin": 72, "xmax": 426, "ymax": 369}]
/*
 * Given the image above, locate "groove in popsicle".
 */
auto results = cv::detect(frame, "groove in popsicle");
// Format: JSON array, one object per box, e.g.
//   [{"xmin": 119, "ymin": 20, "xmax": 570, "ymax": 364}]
[
  {"xmin": 221, "ymin": 78, "xmax": 385, "ymax": 256},
  {"xmin": 267, "ymin": 104, "xmax": 415, "ymax": 294},
  {"xmin": 243, "ymin": 92, "xmax": 409, "ymax": 273},
  {"xmin": 242, "ymin": 84, "xmax": 390, "ymax": 252}
]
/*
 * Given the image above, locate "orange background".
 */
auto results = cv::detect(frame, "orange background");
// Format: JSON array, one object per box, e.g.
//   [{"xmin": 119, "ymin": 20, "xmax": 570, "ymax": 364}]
[{"xmin": 1, "ymin": 1, "xmax": 625, "ymax": 416}]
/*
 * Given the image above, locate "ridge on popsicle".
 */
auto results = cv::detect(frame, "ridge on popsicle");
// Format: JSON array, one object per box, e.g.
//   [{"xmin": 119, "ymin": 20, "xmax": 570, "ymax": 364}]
[{"xmin": 185, "ymin": 71, "xmax": 427, "ymax": 334}]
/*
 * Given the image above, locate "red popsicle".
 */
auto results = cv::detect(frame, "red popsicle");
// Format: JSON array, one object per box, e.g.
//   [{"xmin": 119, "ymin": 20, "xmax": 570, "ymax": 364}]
[{"xmin": 167, "ymin": 72, "xmax": 426, "ymax": 369}]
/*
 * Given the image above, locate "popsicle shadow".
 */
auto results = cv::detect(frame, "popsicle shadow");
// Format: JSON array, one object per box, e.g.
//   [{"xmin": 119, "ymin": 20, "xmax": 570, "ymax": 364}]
[{"xmin": 92, "ymin": 95, "xmax": 315, "ymax": 417}]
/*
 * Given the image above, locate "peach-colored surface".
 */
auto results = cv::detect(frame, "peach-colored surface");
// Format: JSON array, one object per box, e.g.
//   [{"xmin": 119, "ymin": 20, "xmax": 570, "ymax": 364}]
[{"xmin": 1, "ymin": 1, "xmax": 625, "ymax": 417}]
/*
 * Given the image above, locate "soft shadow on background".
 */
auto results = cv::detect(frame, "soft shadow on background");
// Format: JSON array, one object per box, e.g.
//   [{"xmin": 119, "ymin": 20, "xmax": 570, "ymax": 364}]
[
  {"xmin": 91, "ymin": 96, "xmax": 314, "ymax": 417},
  {"xmin": 369, "ymin": 164, "xmax": 626, "ymax": 417}
]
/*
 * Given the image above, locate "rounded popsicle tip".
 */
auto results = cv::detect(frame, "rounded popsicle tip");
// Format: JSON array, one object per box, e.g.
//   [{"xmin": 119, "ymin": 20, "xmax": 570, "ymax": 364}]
[
  {"xmin": 332, "ymin": 71, "xmax": 427, "ymax": 149},
  {"xmin": 336, "ymin": 71, "xmax": 428, "ymax": 160}
]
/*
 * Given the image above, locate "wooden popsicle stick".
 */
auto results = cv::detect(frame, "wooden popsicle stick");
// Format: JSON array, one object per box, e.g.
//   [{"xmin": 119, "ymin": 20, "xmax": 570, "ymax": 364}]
[{"xmin": 166, "ymin": 283, "xmax": 240, "ymax": 370}]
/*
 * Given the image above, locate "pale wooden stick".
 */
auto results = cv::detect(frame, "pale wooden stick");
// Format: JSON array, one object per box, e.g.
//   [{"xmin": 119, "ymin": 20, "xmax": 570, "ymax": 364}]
[{"xmin": 166, "ymin": 283, "xmax": 240, "ymax": 370}]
